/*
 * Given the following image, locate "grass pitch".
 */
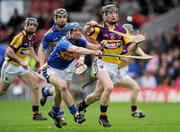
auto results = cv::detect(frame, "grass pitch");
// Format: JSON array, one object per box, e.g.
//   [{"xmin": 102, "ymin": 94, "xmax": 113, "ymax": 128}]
[{"xmin": 0, "ymin": 100, "xmax": 180, "ymax": 132}]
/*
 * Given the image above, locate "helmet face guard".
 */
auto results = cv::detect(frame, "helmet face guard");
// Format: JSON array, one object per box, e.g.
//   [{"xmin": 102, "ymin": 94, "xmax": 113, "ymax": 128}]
[
  {"xmin": 102, "ymin": 5, "xmax": 118, "ymax": 24},
  {"xmin": 53, "ymin": 8, "xmax": 68, "ymax": 18},
  {"xmin": 102, "ymin": 5, "xmax": 118, "ymax": 14},
  {"xmin": 53, "ymin": 8, "xmax": 68, "ymax": 27},
  {"xmin": 25, "ymin": 17, "xmax": 38, "ymax": 26},
  {"xmin": 24, "ymin": 17, "xmax": 38, "ymax": 34}
]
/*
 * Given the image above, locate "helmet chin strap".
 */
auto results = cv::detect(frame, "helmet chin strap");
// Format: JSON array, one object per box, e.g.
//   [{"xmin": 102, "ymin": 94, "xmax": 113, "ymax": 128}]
[
  {"xmin": 105, "ymin": 19, "xmax": 117, "ymax": 25},
  {"xmin": 26, "ymin": 30, "xmax": 35, "ymax": 35},
  {"xmin": 55, "ymin": 24, "xmax": 65, "ymax": 30},
  {"xmin": 103, "ymin": 16, "xmax": 117, "ymax": 25},
  {"xmin": 24, "ymin": 27, "xmax": 35, "ymax": 35}
]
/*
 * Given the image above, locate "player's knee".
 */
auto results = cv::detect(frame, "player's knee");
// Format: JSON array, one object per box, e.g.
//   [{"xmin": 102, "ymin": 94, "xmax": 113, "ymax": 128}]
[
  {"xmin": 30, "ymin": 82, "xmax": 39, "ymax": 92},
  {"xmin": 59, "ymin": 83, "xmax": 68, "ymax": 91},
  {"xmin": 31, "ymin": 84, "xmax": 39, "ymax": 91},
  {"xmin": 0, "ymin": 88, "xmax": 8, "ymax": 95},
  {"xmin": 31, "ymin": 86, "xmax": 39, "ymax": 93},
  {"xmin": 134, "ymin": 88, "xmax": 140, "ymax": 93},
  {"xmin": 132, "ymin": 85, "xmax": 140, "ymax": 93},
  {"xmin": 105, "ymin": 84, "xmax": 113, "ymax": 93}
]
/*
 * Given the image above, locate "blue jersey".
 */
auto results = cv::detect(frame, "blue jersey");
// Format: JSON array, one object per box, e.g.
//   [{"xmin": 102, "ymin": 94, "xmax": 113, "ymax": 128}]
[
  {"xmin": 40, "ymin": 24, "xmax": 69, "ymax": 52},
  {"xmin": 48, "ymin": 36, "xmax": 87, "ymax": 70}
]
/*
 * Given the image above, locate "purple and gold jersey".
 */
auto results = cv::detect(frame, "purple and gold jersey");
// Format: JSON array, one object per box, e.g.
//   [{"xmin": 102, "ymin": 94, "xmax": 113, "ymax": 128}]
[
  {"xmin": 88, "ymin": 23, "xmax": 132, "ymax": 65},
  {"xmin": 5, "ymin": 31, "xmax": 35, "ymax": 65}
]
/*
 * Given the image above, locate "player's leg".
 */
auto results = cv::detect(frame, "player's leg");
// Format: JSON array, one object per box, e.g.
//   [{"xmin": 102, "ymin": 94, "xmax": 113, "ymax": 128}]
[
  {"xmin": 0, "ymin": 61, "xmax": 13, "ymax": 95},
  {"xmin": 57, "ymin": 100, "xmax": 67, "ymax": 126},
  {"xmin": 48, "ymin": 74, "xmax": 85, "ymax": 125},
  {"xmin": 40, "ymin": 68, "xmax": 55, "ymax": 106},
  {"xmin": 118, "ymin": 76, "xmax": 145, "ymax": 118},
  {"xmin": 48, "ymin": 86, "xmax": 62, "ymax": 128},
  {"xmin": 97, "ymin": 70, "xmax": 113, "ymax": 128},
  {"xmin": 40, "ymin": 85, "xmax": 54, "ymax": 106},
  {"xmin": 19, "ymin": 72, "xmax": 47, "ymax": 120},
  {"xmin": 0, "ymin": 79, "xmax": 10, "ymax": 96},
  {"xmin": 57, "ymin": 81, "xmax": 71, "ymax": 126},
  {"xmin": 77, "ymin": 79, "xmax": 104, "ymax": 113}
]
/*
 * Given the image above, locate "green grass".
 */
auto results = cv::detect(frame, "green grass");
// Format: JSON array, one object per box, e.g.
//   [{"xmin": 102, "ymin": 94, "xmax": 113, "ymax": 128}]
[{"xmin": 0, "ymin": 100, "xmax": 180, "ymax": 132}]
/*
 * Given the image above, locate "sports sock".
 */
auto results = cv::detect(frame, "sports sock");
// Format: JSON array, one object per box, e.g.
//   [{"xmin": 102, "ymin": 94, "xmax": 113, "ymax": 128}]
[
  {"xmin": 68, "ymin": 105, "xmax": 77, "ymax": 115},
  {"xmin": 57, "ymin": 111, "xmax": 64, "ymax": 116},
  {"xmin": 79, "ymin": 100, "xmax": 88, "ymax": 111},
  {"xmin": 51, "ymin": 106, "xmax": 60, "ymax": 117},
  {"xmin": 100, "ymin": 105, "xmax": 108, "ymax": 116},
  {"xmin": 32, "ymin": 105, "xmax": 39, "ymax": 116},
  {"xmin": 131, "ymin": 105, "xmax": 137, "ymax": 112}
]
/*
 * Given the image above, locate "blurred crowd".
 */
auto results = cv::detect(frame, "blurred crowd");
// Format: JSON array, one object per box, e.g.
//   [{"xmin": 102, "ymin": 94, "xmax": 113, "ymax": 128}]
[{"xmin": 0, "ymin": 0, "xmax": 179, "ymax": 88}]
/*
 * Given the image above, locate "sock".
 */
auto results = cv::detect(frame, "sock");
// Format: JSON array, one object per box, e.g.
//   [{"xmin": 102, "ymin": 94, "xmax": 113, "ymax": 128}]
[
  {"xmin": 81, "ymin": 100, "xmax": 88, "ymax": 108},
  {"xmin": 57, "ymin": 111, "xmax": 64, "ymax": 116},
  {"xmin": 32, "ymin": 105, "xmax": 39, "ymax": 116},
  {"xmin": 51, "ymin": 106, "xmax": 60, "ymax": 117},
  {"xmin": 131, "ymin": 105, "xmax": 137, "ymax": 112},
  {"xmin": 79, "ymin": 100, "xmax": 88, "ymax": 111},
  {"xmin": 68, "ymin": 105, "xmax": 77, "ymax": 115},
  {"xmin": 100, "ymin": 105, "xmax": 108, "ymax": 116},
  {"xmin": 44, "ymin": 87, "xmax": 53, "ymax": 97}
]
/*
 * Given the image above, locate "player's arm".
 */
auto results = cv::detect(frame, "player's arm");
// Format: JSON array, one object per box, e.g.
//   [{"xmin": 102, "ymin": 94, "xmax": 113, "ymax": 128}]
[
  {"xmin": 38, "ymin": 47, "xmax": 47, "ymax": 67},
  {"xmin": 122, "ymin": 27, "xmax": 139, "ymax": 53},
  {"xmin": 29, "ymin": 47, "xmax": 39, "ymax": 63},
  {"xmin": 68, "ymin": 45, "xmax": 101, "ymax": 56},
  {"xmin": 38, "ymin": 33, "xmax": 51, "ymax": 67},
  {"xmin": 6, "ymin": 46, "xmax": 23, "ymax": 65},
  {"xmin": 135, "ymin": 46, "xmax": 146, "ymax": 56},
  {"xmin": 86, "ymin": 42, "xmax": 101, "ymax": 50},
  {"xmin": 6, "ymin": 46, "xmax": 28, "ymax": 69},
  {"xmin": 6, "ymin": 33, "xmax": 28, "ymax": 68}
]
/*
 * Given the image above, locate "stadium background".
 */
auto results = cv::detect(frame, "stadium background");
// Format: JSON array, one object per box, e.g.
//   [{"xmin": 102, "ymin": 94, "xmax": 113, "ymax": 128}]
[{"xmin": 0, "ymin": 0, "xmax": 180, "ymax": 131}]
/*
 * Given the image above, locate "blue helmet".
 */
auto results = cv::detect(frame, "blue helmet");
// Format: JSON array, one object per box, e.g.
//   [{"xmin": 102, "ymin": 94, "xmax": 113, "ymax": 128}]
[
  {"xmin": 123, "ymin": 23, "xmax": 134, "ymax": 34},
  {"xmin": 65, "ymin": 22, "xmax": 81, "ymax": 32}
]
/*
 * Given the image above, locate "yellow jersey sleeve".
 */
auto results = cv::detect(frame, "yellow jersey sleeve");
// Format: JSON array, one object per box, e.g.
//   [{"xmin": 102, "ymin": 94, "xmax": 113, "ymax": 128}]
[
  {"xmin": 89, "ymin": 27, "xmax": 100, "ymax": 40},
  {"xmin": 122, "ymin": 26, "xmax": 132, "ymax": 45},
  {"xmin": 10, "ymin": 32, "xmax": 23, "ymax": 49}
]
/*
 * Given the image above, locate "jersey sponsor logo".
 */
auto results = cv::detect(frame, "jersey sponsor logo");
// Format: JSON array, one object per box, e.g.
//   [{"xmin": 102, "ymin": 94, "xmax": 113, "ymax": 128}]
[
  {"xmin": 104, "ymin": 42, "xmax": 121, "ymax": 49},
  {"xmin": 57, "ymin": 51, "xmax": 77, "ymax": 60}
]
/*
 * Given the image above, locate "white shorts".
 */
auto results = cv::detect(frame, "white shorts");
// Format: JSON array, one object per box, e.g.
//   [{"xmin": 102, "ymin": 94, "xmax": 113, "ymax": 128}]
[
  {"xmin": 92, "ymin": 58, "xmax": 129, "ymax": 84},
  {"xmin": 41, "ymin": 61, "xmax": 76, "ymax": 82},
  {"xmin": 1, "ymin": 61, "xmax": 29, "ymax": 83}
]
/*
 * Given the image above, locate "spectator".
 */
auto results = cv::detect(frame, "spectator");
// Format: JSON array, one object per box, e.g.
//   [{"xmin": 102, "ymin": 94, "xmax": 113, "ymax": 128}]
[{"xmin": 140, "ymin": 70, "xmax": 157, "ymax": 88}]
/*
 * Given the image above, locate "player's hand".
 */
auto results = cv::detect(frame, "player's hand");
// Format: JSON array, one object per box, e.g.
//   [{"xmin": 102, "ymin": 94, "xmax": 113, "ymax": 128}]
[
  {"xmin": 75, "ymin": 58, "xmax": 84, "ymax": 68},
  {"xmin": 100, "ymin": 40, "xmax": 107, "ymax": 46},
  {"xmin": 38, "ymin": 63, "xmax": 48, "ymax": 73},
  {"xmin": 20, "ymin": 61, "xmax": 28, "ymax": 69},
  {"xmin": 93, "ymin": 50, "xmax": 102, "ymax": 56},
  {"xmin": 35, "ymin": 60, "xmax": 40, "ymax": 69},
  {"xmin": 87, "ymin": 20, "xmax": 98, "ymax": 27}
]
